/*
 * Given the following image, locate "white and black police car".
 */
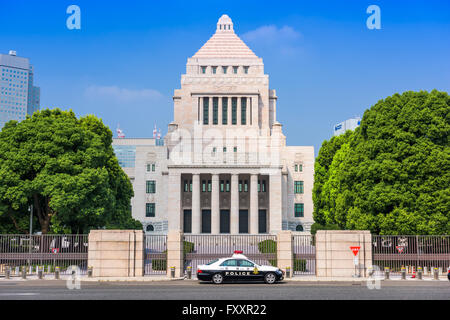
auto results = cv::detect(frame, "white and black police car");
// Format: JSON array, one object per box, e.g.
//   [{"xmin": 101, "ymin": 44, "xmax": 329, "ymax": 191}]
[{"xmin": 196, "ymin": 251, "xmax": 284, "ymax": 284}]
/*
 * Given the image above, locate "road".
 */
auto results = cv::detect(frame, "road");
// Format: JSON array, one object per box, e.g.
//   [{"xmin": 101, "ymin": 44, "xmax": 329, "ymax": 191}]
[{"xmin": 0, "ymin": 280, "xmax": 449, "ymax": 300}]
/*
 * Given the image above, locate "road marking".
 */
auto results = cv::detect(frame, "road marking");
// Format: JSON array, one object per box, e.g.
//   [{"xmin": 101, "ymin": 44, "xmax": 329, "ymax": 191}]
[{"xmin": 0, "ymin": 293, "xmax": 39, "ymax": 296}]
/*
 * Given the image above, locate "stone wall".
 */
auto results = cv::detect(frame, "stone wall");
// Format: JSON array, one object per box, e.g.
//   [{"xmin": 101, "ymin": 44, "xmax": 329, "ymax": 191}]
[
  {"xmin": 88, "ymin": 230, "xmax": 144, "ymax": 277},
  {"xmin": 316, "ymin": 230, "xmax": 372, "ymax": 278}
]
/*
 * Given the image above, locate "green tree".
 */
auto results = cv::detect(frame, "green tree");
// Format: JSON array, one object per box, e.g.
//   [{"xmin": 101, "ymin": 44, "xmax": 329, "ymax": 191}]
[
  {"xmin": 0, "ymin": 109, "xmax": 142, "ymax": 234},
  {"xmin": 313, "ymin": 90, "xmax": 450, "ymax": 235}
]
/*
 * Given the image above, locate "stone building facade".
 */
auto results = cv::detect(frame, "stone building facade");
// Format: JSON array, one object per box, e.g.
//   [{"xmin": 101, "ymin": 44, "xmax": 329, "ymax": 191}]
[{"xmin": 113, "ymin": 15, "xmax": 314, "ymax": 234}]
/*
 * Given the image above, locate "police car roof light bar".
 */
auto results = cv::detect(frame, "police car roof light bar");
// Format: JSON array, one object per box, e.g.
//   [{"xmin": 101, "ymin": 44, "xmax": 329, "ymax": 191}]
[{"xmin": 234, "ymin": 250, "xmax": 243, "ymax": 254}]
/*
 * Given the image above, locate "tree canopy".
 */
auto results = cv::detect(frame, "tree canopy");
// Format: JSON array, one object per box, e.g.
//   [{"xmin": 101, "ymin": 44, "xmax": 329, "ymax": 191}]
[
  {"xmin": 313, "ymin": 90, "xmax": 449, "ymax": 235},
  {"xmin": 0, "ymin": 109, "xmax": 142, "ymax": 234}
]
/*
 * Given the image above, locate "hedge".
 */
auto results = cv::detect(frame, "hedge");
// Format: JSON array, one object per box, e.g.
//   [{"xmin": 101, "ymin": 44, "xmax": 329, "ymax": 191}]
[{"xmin": 150, "ymin": 241, "xmax": 195, "ymax": 271}]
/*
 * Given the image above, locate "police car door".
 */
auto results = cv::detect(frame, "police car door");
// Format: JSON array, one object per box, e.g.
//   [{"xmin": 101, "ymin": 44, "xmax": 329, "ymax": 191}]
[
  {"xmin": 220, "ymin": 259, "xmax": 239, "ymax": 280},
  {"xmin": 237, "ymin": 259, "xmax": 259, "ymax": 280}
]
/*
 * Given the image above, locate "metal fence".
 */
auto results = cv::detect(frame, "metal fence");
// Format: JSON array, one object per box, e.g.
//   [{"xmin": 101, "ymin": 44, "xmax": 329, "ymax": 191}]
[
  {"xmin": 183, "ymin": 235, "xmax": 277, "ymax": 276},
  {"xmin": 144, "ymin": 235, "xmax": 167, "ymax": 275},
  {"xmin": 0, "ymin": 234, "xmax": 88, "ymax": 276},
  {"xmin": 293, "ymin": 235, "xmax": 316, "ymax": 275},
  {"xmin": 372, "ymin": 235, "xmax": 450, "ymax": 275}
]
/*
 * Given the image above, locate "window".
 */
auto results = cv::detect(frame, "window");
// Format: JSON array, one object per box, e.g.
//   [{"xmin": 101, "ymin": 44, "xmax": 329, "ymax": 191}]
[
  {"xmin": 243, "ymin": 66, "xmax": 249, "ymax": 74},
  {"xmin": 233, "ymin": 66, "xmax": 238, "ymax": 74},
  {"xmin": 203, "ymin": 97, "xmax": 209, "ymax": 125},
  {"xmin": 241, "ymin": 98, "xmax": 246, "ymax": 125},
  {"xmin": 233, "ymin": 147, "xmax": 237, "ymax": 152},
  {"xmin": 295, "ymin": 203, "xmax": 304, "ymax": 217},
  {"xmin": 202, "ymin": 180, "xmax": 206, "ymax": 192},
  {"xmin": 222, "ymin": 97, "xmax": 228, "ymax": 125},
  {"xmin": 146, "ymin": 224, "xmax": 154, "ymax": 232},
  {"xmin": 222, "ymin": 66, "xmax": 228, "ymax": 74},
  {"xmin": 226, "ymin": 180, "xmax": 230, "ymax": 192},
  {"xmin": 294, "ymin": 181, "xmax": 304, "ymax": 194},
  {"xmin": 147, "ymin": 163, "xmax": 156, "ymax": 172},
  {"xmin": 146, "ymin": 180, "xmax": 156, "ymax": 193},
  {"xmin": 213, "ymin": 97, "xmax": 218, "ymax": 125},
  {"xmin": 295, "ymin": 164, "xmax": 303, "ymax": 172},
  {"xmin": 152, "ymin": 163, "xmax": 156, "ymax": 172},
  {"xmin": 231, "ymin": 97, "xmax": 237, "ymax": 125},
  {"xmin": 296, "ymin": 224, "xmax": 304, "ymax": 232},
  {"xmin": 238, "ymin": 260, "xmax": 254, "ymax": 267},
  {"xmin": 220, "ymin": 259, "xmax": 238, "ymax": 267},
  {"xmin": 220, "ymin": 180, "xmax": 224, "ymax": 192},
  {"xmin": 212, "ymin": 66, "xmax": 217, "ymax": 74},
  {"xmin": 223, "ymin": 147, "xmax": 227, "ymax": 153},
  {"xmin": 184, "ymin": 180, "xmax": 192, "ymax": 192},
  {"xmin": 239, "ymin": 180, "xmax": 242, "ymax": 192},
  {"xmin": 244, "ymin": 180, "xmax": 248, "ymax": 192},
  {"xmin": 207, "ymin": 180, "xmax": 212, "ymax": 192},
  {"xmin": 258, "ymin": 180, "xmax": 266, "ymax": 192},
  {"xmin": 201, "ymin": 66, "xmax": 207, "ymax": 74},
  {"xmin": 146, "ymin": 203, "xmax": 155, "ymax": 217}
]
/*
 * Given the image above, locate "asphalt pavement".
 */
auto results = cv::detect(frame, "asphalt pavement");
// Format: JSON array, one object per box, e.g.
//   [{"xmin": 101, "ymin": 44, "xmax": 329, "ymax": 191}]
[{"xmin": 0, "ymin": 279, "xmax": 449, "ymax": 300}]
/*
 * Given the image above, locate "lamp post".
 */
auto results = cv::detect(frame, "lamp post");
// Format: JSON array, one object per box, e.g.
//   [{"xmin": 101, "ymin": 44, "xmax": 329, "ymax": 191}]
[{"xmin": 28, "ymin": 205, "xmax": 33, "ymax": 268}]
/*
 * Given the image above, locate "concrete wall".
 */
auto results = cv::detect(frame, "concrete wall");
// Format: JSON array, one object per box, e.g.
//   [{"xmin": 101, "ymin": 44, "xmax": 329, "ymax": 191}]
[
  {"xmin": 316, "ymin": 230, "xmax": 372, "ymax": 278},
  {"xmin": 88, "ymin": 230, "xmax": 144, "ymax": 277}
]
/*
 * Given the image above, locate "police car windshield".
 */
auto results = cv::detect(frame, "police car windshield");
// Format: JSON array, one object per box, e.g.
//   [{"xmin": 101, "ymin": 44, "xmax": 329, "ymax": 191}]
[{"xmin": 206, "ymin": 259, "xmax": 219, "ymax": 265}]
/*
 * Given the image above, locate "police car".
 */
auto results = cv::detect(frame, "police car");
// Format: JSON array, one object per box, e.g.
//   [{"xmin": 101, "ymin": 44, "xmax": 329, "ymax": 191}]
[{"xmin": 196, "ymin": 251, "xmax": 284, "ymax": 284}]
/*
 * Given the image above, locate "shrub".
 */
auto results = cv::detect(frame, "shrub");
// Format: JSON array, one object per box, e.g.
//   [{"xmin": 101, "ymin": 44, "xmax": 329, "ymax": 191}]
[
  {"xmin": 152, "ymin": 259, "xmax": 167, "ymax": 271},
  {"xmin": 258, "ymin": 239, "xmax": 277, "ymax": 253},
  {"xmin": 294, "ymin": 259, "xmax": 307, "ymax": 272},
  {"xmin": 183, "ymin": 241, "xmax": 195, "ymax": 254}
]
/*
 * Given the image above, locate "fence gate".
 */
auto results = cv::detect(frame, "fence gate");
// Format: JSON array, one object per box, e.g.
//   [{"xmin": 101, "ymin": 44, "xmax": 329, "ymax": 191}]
[
  {"xmin": 372, "ymin": 235, "xmax": 450, "ymax": 276},
  {"xmin": 293, "ymin": 235, "xmax": 316, "ymax": 275},
  {"xmin": 183, "ymin": 235, "xmax": 277, "ymax": 276},
  {"xmin": 144, "ymin": 235, "xmax": 167, "ymax": 275},
  {"xmin": 0, "ymin": 234, "xmax": 88, "ymax": 276}
]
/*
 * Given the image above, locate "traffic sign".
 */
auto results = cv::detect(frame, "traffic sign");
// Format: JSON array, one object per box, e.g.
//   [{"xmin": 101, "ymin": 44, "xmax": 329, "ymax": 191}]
[
  {"xmin": 396, "ymin": 246, "xmax": 405, "ymax": 254},
  {"xmin": 350, "ymin": 246, "xmax": 360, "ymax": 256},
  {"xmin": 51, "ymin": 248, "xmax": 60, "ymax": 254}
]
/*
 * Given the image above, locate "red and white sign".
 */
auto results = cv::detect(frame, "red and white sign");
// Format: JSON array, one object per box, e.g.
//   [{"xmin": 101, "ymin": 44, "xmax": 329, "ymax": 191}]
[
  {"xmin": 396, "ymin": 246, "xmax": 405, "ymax": 254},
  {"xmin": 51, "ymin": 248, "xmax": 59, "ymax": 254},
  {"xmin": 350, "ymin": 246, "xmax": 361, "ymax": 256}
]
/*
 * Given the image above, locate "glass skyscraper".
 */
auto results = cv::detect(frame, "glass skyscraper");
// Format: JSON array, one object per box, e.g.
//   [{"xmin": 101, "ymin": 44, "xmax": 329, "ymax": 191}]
[{"xmin": 0, "ymin": 50, "xmax": 40, "ymax": 129}]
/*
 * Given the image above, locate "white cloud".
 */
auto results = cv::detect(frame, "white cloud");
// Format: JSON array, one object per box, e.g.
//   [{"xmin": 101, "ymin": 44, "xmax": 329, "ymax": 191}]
[
  {"xmin": 84, "ymin": 85, "xmax": 163, "ymax": 102},
  {"xmin": 242, "ymin": 25, "xmax": 302, "ymax": 46}
]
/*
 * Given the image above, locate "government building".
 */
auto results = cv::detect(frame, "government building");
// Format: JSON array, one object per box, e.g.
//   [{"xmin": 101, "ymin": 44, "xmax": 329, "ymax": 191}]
[{"xmin": 113, "ymin": 15, "xmax": 314, "ymax": 234}]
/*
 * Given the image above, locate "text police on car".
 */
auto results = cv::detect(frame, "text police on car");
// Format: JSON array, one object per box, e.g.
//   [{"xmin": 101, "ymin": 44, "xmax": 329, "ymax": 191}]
[{"xmin": 196, "ymin": 251, "xmax": 284, "ymax": 284}]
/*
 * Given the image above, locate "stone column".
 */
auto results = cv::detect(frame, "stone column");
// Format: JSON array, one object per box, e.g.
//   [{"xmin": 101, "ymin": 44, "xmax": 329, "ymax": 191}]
[
  {"xmin": 167, "ymin": 230, "xmax": 184, "ymax": 278},
  {"xmin": 192, "ymin": 174, "xmax": 201, "ymax": 234},
  {"xmin": 168, "ymin": 172, "xmax": 182, "ymax": 231},
  {"xmin": 277, "ymin": 231, "xmax": 293, "ymax": 274},
  {"xmin": 250, "ymin": 174, "xmax": 259, "ymax": 234},
  {"xmin": 246, "ymin": 97, "xmax": 250, "ymax": 127},
  {"xmin": 228, "ymin": 97, "xmax": 232, "ymax": 126},
  {"xmin": 211, "ymin": 174, "xmax": 220, "ymax": 234},
  {"xmin": 251, "ymin": 96, "xmax": 258, "ymax": 128},
  {"xmin": 218, "ymin": 96, "xmax": 222, "ymax": 126},
  {"xmin": 237, "ymin": 96, "xmax": 241, "ymax": 126},
  {"xmin": 230, "ymin": 174, "xmax": 239, "ymax": 234},
  {"xmin": 269, "ymin": 171, "xmax": 282, "ymax": 233}
]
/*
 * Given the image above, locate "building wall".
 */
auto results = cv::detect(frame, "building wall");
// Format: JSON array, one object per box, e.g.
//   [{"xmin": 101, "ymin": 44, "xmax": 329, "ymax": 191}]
[
  {"xmin": 0, "ymin": 51, "xmax": 40, "ymax": 129},
  {"xmin": 112, "ymin": 15, "xmax": 315, "ymax": 234}
]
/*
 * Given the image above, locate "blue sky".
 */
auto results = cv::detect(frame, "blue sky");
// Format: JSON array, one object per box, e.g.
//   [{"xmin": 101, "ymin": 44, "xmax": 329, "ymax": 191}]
[{"xmin": 1, "ymin": 0, "xmax": 449, "ymax": 154}]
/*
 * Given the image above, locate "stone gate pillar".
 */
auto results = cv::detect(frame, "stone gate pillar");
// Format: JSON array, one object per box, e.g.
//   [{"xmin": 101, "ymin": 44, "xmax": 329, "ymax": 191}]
[
  {"xmin": 88, "ymin": 230, "xmax": 144, "ymax": 277},
  {"xmin": 316, "ymin": 230, "xmax": 372, "ymax": 278}
]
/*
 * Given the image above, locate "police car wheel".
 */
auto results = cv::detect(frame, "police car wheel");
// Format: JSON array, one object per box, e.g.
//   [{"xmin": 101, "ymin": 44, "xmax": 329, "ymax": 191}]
[
  {"xmin": 264, "ymin": 272, "xmax": 277, "ymax": 284},
  {"xmin": 212, "ymin": 273, "xmax": 224, "ymax": 284}
]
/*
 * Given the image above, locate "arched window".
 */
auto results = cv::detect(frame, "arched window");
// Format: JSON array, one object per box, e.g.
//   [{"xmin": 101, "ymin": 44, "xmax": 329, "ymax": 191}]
[
  {"xmin": 296, "ymin": 225, "xmax": 304, "ymax": 232},
  {"xmin": 146, "ymin": 224, "xmax": 154, "ymax": 232}
]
